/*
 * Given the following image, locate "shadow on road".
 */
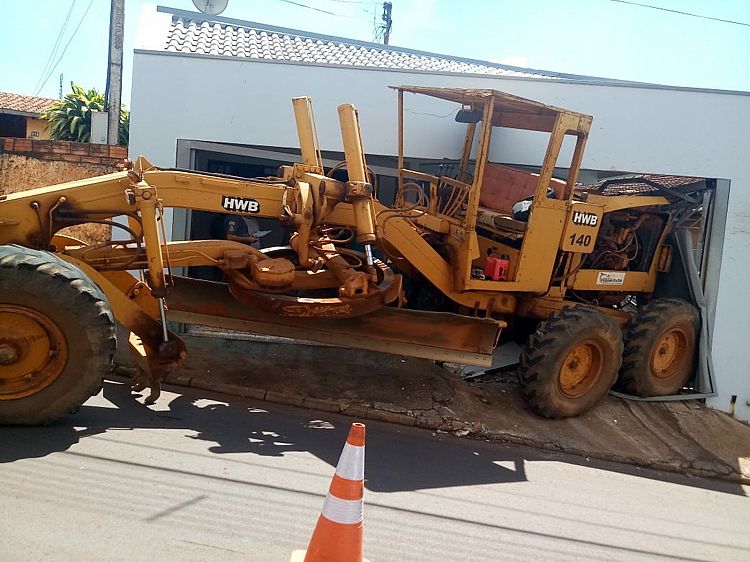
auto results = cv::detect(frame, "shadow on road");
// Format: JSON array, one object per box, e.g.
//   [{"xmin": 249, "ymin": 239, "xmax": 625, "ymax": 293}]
[{"xmin": 0, "ymin": 380, "xmax": 745, "ymax": 497}]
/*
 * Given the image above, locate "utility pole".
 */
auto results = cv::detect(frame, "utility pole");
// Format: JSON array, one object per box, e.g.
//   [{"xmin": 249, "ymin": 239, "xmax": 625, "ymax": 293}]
[
  {"xmin": 58, "ymin": 73, "xmax": 63, "ymax": 99},
  {"xmin": 106, "ymin": 0, "xmax": 125, "ymax": 145},
  {"xmin": 382, "ymin": 2, "xmax": 393, "ymax": 45}
]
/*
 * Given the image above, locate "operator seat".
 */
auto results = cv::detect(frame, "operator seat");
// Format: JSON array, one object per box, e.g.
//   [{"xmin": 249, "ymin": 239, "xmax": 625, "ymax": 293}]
[{"xmin": 477, "ymin": 163, "xmax": 563, "ymax": 237}]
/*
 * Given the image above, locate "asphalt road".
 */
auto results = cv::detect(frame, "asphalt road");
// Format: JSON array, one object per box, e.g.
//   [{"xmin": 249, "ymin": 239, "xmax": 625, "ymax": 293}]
[{"xmin": 1, "ymin": 381, "xmax": 749, "ymax": 561}]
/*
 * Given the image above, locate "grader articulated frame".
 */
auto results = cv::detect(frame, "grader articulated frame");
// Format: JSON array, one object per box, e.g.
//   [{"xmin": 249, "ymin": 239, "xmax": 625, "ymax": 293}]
[{"xmin": 0, "ymin": 87, "xmax": 706, "ymax": 423}]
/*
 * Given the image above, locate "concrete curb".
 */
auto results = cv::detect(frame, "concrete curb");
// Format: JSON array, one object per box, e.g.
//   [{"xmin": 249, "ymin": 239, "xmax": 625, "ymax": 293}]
[
  {"xmin": 167, "ymin": 374, "xmax": 420, "ymax": 428},
  {"xmin": 164, "ymin": 374, "xmax": 749, "ymax": 486}
]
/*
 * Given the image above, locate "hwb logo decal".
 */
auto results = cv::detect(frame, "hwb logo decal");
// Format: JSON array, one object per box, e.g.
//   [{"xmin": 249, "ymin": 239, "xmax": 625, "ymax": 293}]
[
  {"xmin": 222, "ymin": 195, "xmax": 260, "ymax": 213},
  {"xmin": 572, "ymin": 211, "xmax": 598, "ymax": 226}
]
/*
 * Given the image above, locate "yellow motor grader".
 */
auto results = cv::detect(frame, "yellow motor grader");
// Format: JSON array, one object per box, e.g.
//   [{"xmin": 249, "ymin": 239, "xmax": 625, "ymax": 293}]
[{"xmin": 0, "ymin": 86, "xmax": 704, "ymax": 423}]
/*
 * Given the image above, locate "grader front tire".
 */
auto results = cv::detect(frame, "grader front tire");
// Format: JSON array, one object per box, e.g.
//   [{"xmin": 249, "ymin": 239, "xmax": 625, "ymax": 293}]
[
  {"xmin": 0, "ymin": 245, "xmax": 116, "ymax": 425},
  {"xmin": 518, "ymin": 306, "xmax": 623, "ymax": 418},
  {"xmin": 616, "ymin": 298, "xmax": 699, "ymax": 397}
]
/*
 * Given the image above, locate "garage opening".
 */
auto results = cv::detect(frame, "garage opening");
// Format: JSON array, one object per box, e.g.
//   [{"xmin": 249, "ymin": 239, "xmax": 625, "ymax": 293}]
[{"xmin": 171, "ymin": 139, "xmax": 727, "ymax": 399}]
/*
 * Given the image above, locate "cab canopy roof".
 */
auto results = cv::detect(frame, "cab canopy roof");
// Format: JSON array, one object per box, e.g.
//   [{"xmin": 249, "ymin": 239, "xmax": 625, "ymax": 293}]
[{"xmin": 394, "ymin": 85, "xmax": 592, "ymax": 134}]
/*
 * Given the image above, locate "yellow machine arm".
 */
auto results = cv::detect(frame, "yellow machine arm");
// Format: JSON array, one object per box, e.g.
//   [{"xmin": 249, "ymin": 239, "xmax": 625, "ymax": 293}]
[{"xmin": 0, "ymin": 102, "xmax": 503, "ymax": 402}]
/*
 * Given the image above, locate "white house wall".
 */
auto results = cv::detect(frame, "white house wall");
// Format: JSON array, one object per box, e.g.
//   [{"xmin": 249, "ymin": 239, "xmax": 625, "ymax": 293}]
[{"xmin": 129, "ymin": 52, "xmax": 750, "ymax": 420}]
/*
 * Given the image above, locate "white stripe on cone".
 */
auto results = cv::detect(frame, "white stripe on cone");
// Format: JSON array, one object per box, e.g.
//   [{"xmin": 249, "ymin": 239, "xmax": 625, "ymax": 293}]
[
  {"xmin": 335, "ymin": 443, "xmax": 364, "ymax": 481},
  {"xmin": 321, "ymin": 493, "xmax": 364, "ymax": 525}
]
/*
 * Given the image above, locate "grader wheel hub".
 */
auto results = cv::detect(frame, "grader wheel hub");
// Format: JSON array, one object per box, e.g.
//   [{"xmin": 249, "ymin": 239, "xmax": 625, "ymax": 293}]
[
  {"xmin": 0, "ymin": 342, "xmax": 20, "ymax": 365},
  {"xmin": 559, "ymin": 340, "xmax": 603, "ymax": 398},
  {"xmin": 0, "ymin": 305, "xmax": 68, "ymax": 400},
  {"xmin": 651, "ymin": 328, "xmax": 688, "ymax": 378}
]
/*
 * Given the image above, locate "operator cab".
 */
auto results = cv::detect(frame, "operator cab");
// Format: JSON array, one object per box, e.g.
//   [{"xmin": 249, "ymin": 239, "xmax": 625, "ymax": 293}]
[{"xmin": 392, "ymin": 86, "xmax": 591, "ymax": 290}]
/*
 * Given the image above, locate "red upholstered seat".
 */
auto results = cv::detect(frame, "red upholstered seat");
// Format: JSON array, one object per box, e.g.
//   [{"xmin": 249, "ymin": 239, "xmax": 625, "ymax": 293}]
[{"xmin": 479, "ymin": 163, "xmax": 564, "ymax": 214}]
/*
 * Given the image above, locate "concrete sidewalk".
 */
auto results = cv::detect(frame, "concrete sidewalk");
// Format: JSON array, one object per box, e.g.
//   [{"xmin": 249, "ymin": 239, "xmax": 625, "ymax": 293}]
[{"xmin": 160, "ymin": 334, "xmax": 750, "ymax": 484}]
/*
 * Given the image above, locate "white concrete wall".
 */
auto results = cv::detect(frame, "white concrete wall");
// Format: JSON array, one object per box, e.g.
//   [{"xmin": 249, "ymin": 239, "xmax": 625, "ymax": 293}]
[{"xmin": 130, "ymin": 52, "xmax": 750, "ymax": 420}]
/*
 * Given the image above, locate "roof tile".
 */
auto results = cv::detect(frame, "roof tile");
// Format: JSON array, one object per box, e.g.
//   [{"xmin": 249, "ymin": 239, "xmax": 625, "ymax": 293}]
[
  {"xmin": 160, "ymin": 14, "xmax": 551, "ymax": 79},
  {"xmin": 0, "ymin": 92, "xmax": 57, "ymax": 115}
]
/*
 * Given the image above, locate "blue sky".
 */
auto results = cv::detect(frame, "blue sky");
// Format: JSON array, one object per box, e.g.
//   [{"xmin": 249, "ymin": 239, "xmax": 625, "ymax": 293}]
[{"xmin": 1, "ymin": 0, "xmax": 748, "ymax": 105}]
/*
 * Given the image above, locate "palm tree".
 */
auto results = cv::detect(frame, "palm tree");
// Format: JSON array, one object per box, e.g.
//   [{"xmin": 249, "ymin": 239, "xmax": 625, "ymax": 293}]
[{"xmin": 41, "ymin": 83, "xmax": 129, "ymax": 146}]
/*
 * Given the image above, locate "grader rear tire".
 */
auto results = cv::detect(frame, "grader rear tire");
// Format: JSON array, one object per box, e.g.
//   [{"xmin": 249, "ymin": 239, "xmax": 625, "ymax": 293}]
[
  {"xmin": 518, "ymin": 306, "xmax": 623, "ymax": 418},
  {"xmin": 616, "ymin": 298, "xmax": 699, "ymax": 397},
  {"xmin": 0, "ymin": 245, "xmax": 116, "ymax": 425}
]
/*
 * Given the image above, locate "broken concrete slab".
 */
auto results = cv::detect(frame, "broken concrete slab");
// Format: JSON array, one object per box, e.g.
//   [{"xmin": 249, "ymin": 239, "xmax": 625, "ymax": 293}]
[{"xmin": 159, "ymin": 334, "xmax": 750, "ymax": 484}]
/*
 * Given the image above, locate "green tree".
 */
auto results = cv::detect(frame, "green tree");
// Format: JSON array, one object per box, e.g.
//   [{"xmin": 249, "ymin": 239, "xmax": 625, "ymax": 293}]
[{"xmin": 41, "ymin": 83, "xmax": 129, "ymax": 146}]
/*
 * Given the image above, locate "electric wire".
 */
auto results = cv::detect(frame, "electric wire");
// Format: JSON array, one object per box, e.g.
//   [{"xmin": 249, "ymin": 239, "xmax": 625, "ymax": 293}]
[
  {"xmin": 35, "ymin": 0, "xmax": 96, "ymax": 95},
  {"xmin": 273, "ymin": 0, "xmax": 349, "ymax": 17},
  {"xmin": 33, "ymin": 0, "xmax": 77, "ymax": 95},
  {"xmin": 608, "ymin": 0, "xmax": 750, "ymax": 28},
  {"xmin": 405, "ymin": 108, "xmax": 460, "ymax": 119}
]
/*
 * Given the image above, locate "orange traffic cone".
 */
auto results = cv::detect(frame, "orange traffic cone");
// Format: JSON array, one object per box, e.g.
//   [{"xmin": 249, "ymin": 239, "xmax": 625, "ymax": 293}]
[{"xmin": 291, "ymin": 423, "xmax": 370, "ymax": 562}]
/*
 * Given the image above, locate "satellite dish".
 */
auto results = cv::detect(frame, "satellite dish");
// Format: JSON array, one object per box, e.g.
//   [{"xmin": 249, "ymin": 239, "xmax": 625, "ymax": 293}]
[{"xmin": 192, "ymin": 0, "xmax": 229, "ymax": 15}]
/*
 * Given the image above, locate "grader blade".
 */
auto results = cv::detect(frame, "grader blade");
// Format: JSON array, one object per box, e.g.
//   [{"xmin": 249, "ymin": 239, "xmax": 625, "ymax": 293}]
[{"xmin": 167, "ymin": 277, "xmax": 503, "ymax": 367}]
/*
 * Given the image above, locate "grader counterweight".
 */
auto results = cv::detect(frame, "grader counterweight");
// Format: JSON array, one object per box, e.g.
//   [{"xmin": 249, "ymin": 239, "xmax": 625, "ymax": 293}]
[{"xmin": 0, "ymin": 87, "xmax": 706, "ymax": 424}]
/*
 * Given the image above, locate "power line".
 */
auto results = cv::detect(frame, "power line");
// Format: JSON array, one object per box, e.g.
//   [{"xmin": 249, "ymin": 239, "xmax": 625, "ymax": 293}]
[
  {"xmin": 608, "ymin": 0, "xmax": 750, "ymax": 28},
  {"xmin": 35, "ymin": 0, "xmax": 96, "ymax": 96},
  {"xmin": 34, "ymin": 0, "xmax": 76, "ymax": 93},
  {"xmin": 34, "ymin": 0, "xmax": 77, "ymax": 95},
  {"xmin": 275, "ymin": 0, "xmax": 343, "ymax": 16}
]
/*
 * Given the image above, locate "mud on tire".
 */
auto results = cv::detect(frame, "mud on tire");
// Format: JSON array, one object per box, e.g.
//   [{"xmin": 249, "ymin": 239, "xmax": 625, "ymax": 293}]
[
  {"xmin": 616, "ymin": 298, "xmax": 699, "ymax": 397},
  {"xmin": 518, "ymin": 306, "xmax": 623, "ymax": 418},
  {"xmin": 0, "ymin": 245, "xmax": 116, "ymax": 425}
]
